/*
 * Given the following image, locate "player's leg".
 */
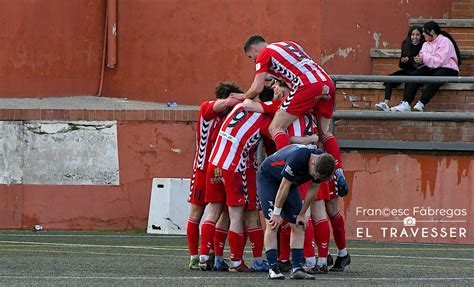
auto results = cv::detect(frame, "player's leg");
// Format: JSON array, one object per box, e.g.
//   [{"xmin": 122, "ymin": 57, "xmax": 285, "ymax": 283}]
[
  {"xmin": 187, "ymin": 203, "xmax": 205, "ymax": 269},
  {"xmin": 270, "ymin": 84, "xmax": 322, "ymax": 150},
  {"xmin": 268, "ymin": 109, "xmax": 298, "ymax": 150},
  {"xmin": 317, "ymin": 115, "xmax": 350, "ymax": 196},
  {"xmin": 199, "ymin": 165, "xmax": 226, "ymax": 270},
  {"xmin": 298, "ymin": 182, "xmax": 316, "ymax": 269},
  {"xmin": 198, "ymin": 202, "xmax": 223, "ymax": 270},
  {"xmin": 223, "ymin": 170, "xmax": 251, "ymax": 272},
  {"xmin": 243, "ymin": 168, "xmax": 268, "ymax": 272},
  {"xmin": 213, "ymin": 208, "xmax": 230, "ymax": 271},
  {"xmin": 309, "ymin": 199, "xmax": 330, "ymax": 274},
  {"xmin": 187, "ymin": 169, "xmax": 207, "ymax": 269},
  {"xmin": 244, "ymin": 210, "xmax": 268, "ymax": 271},
  {"xmin": 256, "ymin": 170, "xmax": 285, "ymax": 279},
  {"xmin": 326, "ymin": 193, "xmax": 351, "ymax": 272},
  {"xmin": 283, "ymin": 187, "xmax": 315, "ymax": 280}
]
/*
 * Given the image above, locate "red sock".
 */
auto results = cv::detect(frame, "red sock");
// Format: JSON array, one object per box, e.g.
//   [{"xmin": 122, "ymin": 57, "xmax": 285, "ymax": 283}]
[
  {"xmin": 199, "ymin": 220, "xmax": 215, "ymax": 256},
  {"xmin": 303, "ymin": 218, "xmax": 315, "ymax": 258},
  {"xmin": 313, "ymin": 218, "xmax": 330, "ymax": 258},
  {"xmin": 322, "ymin": 135, "xmax": 343, "ymax": 169},
  {"xmin": 214, "ymin": 228, "xmax": 228, "ymax": 257},
  {"xmin": 273, "ymin": 131, "xmax": 291, "ymax": 150},
  {"xmin": 330, "ymin": 212, "xmax": 347, "ymax": 250},
  {"xmin": 278, "ymin": 221, "xmax": 291, "ymax": 261},
  {"xmin": 187, "ymin": 217, "xmax": 200, "ymax": 256},
  {"xmin": 228, "ymin": 230, "xmax": 245, "ymax": 261},
  {"xmin": 245, "ymin": 227, "xmax": 264, "ymax": 258}
]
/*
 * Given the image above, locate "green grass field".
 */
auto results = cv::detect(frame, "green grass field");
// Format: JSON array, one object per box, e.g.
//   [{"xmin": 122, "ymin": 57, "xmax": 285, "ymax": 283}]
[{"xmin": 0, "ymin": 230, "xmax": 473, "ymax": 286}]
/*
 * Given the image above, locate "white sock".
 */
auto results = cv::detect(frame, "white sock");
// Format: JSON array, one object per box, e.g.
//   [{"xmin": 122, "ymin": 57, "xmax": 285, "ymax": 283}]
[
  {"xmin": 199, "ymin": 255, "xmax": 209, "ymax": 262},
  {"xmin": 338, "ymin": 248, "xmax": 348, "ymax": 257},
  {"xmin": 305, "ymin": 257, "xmax": 316, "ymax": 267},
  {"xmin": 232, "ymin": 260, "xmax": 241, "ymax": 267},
  {"xmin": 317, "ymin": 257, "xmax": 327, "ymax": 266},
  {"xmin": 191, "ymin": 255, "xmax": 198, "ymax": 260}
]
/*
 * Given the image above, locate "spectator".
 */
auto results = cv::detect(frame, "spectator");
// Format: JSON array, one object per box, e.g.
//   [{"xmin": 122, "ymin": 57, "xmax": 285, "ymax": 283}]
[
  {"xmin": 391, "ymin": 21, "xmax": 461, "ymax": 112},
  {"xmin": 375, "ymin": 27, "xmax": 424, "ymax": 111}
]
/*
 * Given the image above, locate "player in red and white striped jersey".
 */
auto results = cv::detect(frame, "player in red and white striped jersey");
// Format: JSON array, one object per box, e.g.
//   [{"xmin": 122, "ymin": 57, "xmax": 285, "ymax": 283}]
[
  {"xmin": 187, "ymin": 82, "xmax": 243, "ymax": 270},
  {"xmin": 239, "ymin": 35, "xmax": 334, "ymax": 151},
  {"xmin": 238, "ymin": 35, "xmax": 350, "ymax": 198},
  {"xmin": 200, "ymin": 87, "xmax": 275, "ymax": 272}
]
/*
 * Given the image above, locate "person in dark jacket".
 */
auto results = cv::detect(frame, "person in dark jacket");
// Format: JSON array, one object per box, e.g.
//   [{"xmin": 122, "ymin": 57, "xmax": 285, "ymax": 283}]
[{"xmin": 375, "ymin": 27, "xmax": 425, "ymax": 111}]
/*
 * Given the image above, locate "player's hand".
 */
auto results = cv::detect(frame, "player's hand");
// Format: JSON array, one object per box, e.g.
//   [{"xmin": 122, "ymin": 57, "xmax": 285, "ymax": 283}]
[
  {"xmin": 400, "ymin": 56, "xmax": 409, "ymax": 63},
  {"xmin": 229, "ymin": 93, "xmax": 245, "ymax": 100},
  {"xmin": 296, "ymin": 214, "xmax": 307, "ymax": 230},
  {"xmin": 269, "ymin": 214, "xmax": 283, "ymax": 230}
]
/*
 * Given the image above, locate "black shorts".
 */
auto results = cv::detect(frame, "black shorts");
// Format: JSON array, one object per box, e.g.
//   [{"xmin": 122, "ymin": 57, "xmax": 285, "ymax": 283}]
[{"xmin": 256, "ymin": 169, "xmax": 303, "ymax": 224}]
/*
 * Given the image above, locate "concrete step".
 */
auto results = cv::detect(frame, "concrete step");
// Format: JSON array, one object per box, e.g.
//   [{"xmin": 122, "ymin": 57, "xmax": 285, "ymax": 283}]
[
  {"xmin": 335, "ymin": 81, "xmax": 474, "ymax": 112},
  {"xmin": 0, "ymin": 96, "xmax": 199, "ymax": 121},
  {"xmin": 333, "ymin": 110, "xmax": 474, "ymax": 148}
]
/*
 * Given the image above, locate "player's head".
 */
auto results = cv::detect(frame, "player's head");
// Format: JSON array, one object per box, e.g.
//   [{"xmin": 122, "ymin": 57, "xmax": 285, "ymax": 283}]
[
  {"xmin": 215, "ymin": 82, "xmax": 243, "ymax": 99},
  {"xmin": 271, "ymin": 80, "xmax": 289, "ymax": 101},
  {"xmin": 310, "ymin": 153, "xmax": 335, "ymax": 183},
  {"xmin": 244, "ymin": 35, "xmax": 267, "ymax": 62},
  {"xmin": 258, "ymin": 86, "xmax": 274, "ymax": 102}
]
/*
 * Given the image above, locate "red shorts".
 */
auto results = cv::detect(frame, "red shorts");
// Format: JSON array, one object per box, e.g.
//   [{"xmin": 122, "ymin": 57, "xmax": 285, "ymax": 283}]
[
  {"xmin": 205, "ymin": 164, "xmax": 226, "ymax": 204},
  {"xmin": 279, "ymin": 80, "xmax": 335, "ymax": 117},
  {"xmin": 316, "ymin": 179, "xmax": 338, "ymax": 201},
  {"xmin": 298, "ymin": 181, "xmax": 312, "ymax": 199},
  {"xmin": 188, "ymin": 169, "xmax": 207, "ymax": 207},
  {"xmin": 221, "ymin": 168, "xmax": 257, "ymax": 211},
  {"xmin": 313, "ymin": 81, "xmax": 336, "ymax": 119}
]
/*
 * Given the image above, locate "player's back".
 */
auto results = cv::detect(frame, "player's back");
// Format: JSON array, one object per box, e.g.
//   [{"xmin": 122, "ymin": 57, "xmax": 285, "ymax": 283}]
[
  {"xmin": 262, "ymin": 41, "xmax": 330, "ymax": 89},
  {"xmin": 210, "ymin": 103, "xmax": 271, "ymax": 172}
]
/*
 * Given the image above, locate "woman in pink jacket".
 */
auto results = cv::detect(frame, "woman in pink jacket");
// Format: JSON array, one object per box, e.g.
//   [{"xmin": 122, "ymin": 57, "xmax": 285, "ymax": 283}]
[{"xmin": 391, "ymin": 21, "xmax": 461, "ymax": 112}]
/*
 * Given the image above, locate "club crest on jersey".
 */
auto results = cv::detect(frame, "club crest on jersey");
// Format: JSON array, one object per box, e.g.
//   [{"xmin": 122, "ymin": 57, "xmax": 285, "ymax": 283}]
[{"xmin": 255, "ymin": 63, "xmax": 261, "ymax": 71}]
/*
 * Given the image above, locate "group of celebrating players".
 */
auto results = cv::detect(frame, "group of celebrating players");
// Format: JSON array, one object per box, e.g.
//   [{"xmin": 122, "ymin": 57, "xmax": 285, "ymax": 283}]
[{"xmin": 186, "ymin": 35, "xmax": 351, "ymax": 280}]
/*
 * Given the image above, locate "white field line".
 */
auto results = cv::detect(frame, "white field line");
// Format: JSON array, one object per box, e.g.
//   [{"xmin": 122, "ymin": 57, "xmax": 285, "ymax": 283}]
[{"xmin": 1, "ymin": 240, "xmax": 473, "ymax": 262}]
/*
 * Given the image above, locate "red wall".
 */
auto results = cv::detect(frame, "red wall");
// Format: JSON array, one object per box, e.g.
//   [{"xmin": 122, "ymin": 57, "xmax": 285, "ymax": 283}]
[
  {"xmin": 1, "ymin": 121, "xmax": 472, "ymax": 244},
  {"xmin": 0, "ymin": 0, "xmax": 105, "ymax": 97},
  {"xmin": 0, "ymin": 121, "xmax": 195, "ymax": 230},
  {"xmin": 320, "ymin": 0, "xmax": 451, "ymax": 74},
  {"xmin": 103, "ymin": 0, "xmax": 323, "ymax": 104},
  {"xmin": 0, "ymin": 0, "xmax": 452, "ymax": 102}
]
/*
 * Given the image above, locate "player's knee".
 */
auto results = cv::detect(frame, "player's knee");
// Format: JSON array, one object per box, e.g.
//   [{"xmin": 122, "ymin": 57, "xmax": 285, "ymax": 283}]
[{"xmin": 189, "ymin": 204, "xmax": 205, "ymax": 220}]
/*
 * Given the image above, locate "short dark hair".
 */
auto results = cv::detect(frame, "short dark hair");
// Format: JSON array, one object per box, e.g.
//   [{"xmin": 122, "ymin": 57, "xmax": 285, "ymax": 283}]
[
  {"xmin": 244, "ymin": 35, "xmax": 266, "ymax": 53},
  {"xmin": 315, "ymin": 153, "xmax": 335, "ymax": 181},
  {"xmin": 215, "ymin": 82, "xmax": 243, "ymax": 99},
  {"xmin": 258, "ymin": 86, "xmax": 274, "ymax": 102}
]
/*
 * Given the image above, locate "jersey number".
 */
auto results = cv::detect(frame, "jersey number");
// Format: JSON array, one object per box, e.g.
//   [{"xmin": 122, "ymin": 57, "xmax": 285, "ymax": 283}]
[{"xmin": 227, "ymin": 110, "xmax": 248, "ymax": 127}]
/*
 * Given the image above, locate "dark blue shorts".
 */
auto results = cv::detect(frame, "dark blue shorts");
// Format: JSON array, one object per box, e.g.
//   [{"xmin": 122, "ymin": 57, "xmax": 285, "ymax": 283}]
[{"xmin": 256, "ymin": 169, "xmax": 303, "ymax": 224}]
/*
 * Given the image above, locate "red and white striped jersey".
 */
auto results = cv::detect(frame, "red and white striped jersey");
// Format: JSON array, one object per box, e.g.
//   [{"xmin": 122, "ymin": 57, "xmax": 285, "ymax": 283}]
[
  {"xmin": 287, "ymin": 112, "xmax": 317, "ymax": 137},
  {"xmin": 210, "ymin": 103, "xmax": 272, "ymax": 172},
  {"xmin": 255, "ymin": 41, "xmax": 330, "ymax": 90},
  {"xmin": 192, "ymin": 100, "xmax": 223, "ymax": 171}
]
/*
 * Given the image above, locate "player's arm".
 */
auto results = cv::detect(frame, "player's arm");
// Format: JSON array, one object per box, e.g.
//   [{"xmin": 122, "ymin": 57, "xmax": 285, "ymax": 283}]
[
  {"xmin": 212, "ymin": 97, "xmax": 241, "ymax": 113},
  {"xmin": 269, "ymin": 177, "xmax": 293, "ymax": 230},
  {"xmin": 290, "ymin": 134, "xmax": 319, "ymax": 145},
  {"xmin": 242, "ymin": 98, "xmax": 264, "ymax": 113},
  {"xmin": 243, "ymin": 73, "xmax": 267, "ymax": 99},
  {"xmin": 298, "ymin": 181, "xmax": 319, "ymax": 227}
]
